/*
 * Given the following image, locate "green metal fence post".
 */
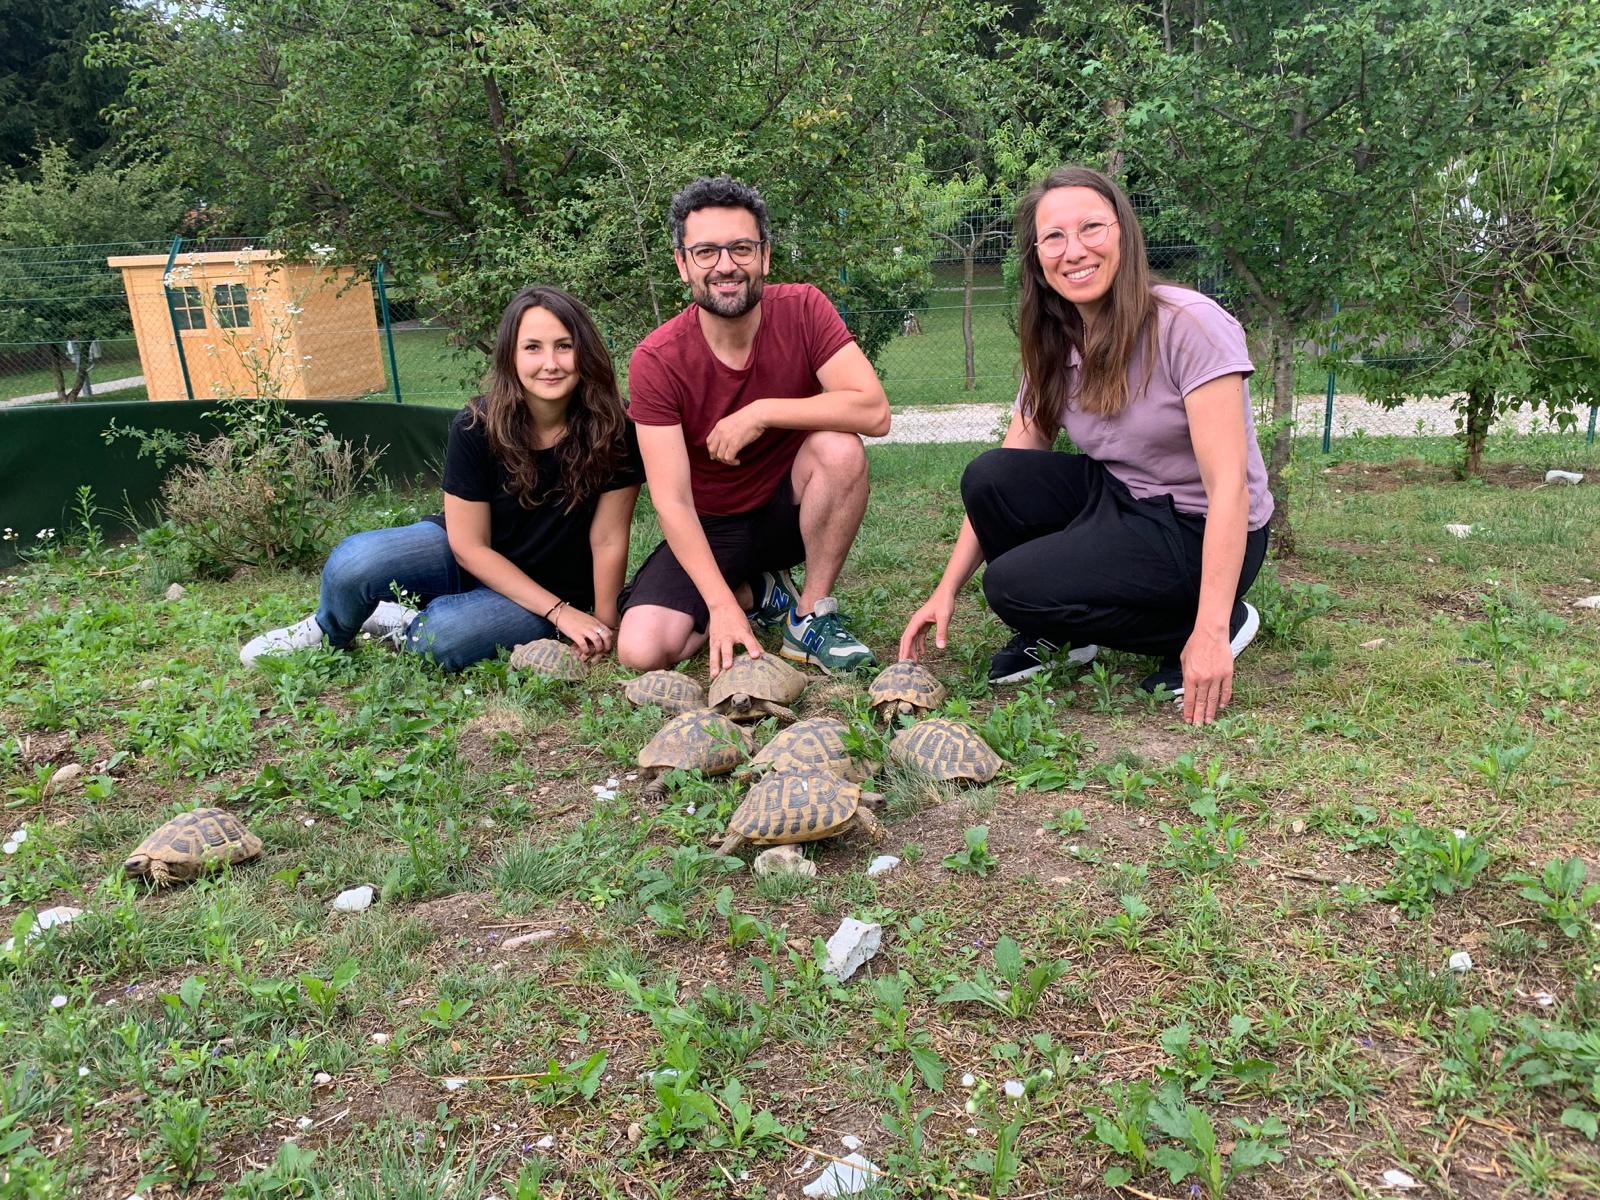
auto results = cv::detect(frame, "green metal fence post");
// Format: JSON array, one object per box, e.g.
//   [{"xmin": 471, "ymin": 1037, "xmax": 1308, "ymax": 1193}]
[
  {"xmin": 1587, "ymin": 402, "xmax": 1597, "ymax": 445},
  {"xmin": 162, "ymin": 235, "xmax": 195, "ymax": 402},
  {"xmin": 375, "ymin": 259, "xmax": 403, "ymax": 404},
  {"xmin": 1322, "ymin": 298, "xmax": 1339, "ymax": 454}
]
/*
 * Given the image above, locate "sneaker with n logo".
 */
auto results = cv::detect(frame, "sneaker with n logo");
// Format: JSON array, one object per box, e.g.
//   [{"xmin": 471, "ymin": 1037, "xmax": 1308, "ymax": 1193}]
[
  {"xmin": 780, "ymin": 597, "xmax": 877, "ymax": 675},
  {"xmin": 747, "ymin": 569, "xmax": 798, "ymax": 630}
]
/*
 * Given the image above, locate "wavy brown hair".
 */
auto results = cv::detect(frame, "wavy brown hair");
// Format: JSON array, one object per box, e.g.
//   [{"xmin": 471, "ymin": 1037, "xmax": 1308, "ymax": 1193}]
[
  {"xmin": 1016, "ymin": 166, "xmax": 1161, "ymax": 441},
  {"xmin": 468, "ymin": 286, "xmax": 626, "ymax": 513}
]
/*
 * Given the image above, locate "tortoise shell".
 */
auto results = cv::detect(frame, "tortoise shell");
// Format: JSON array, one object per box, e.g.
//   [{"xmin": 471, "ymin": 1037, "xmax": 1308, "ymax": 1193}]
[
  {"xmin": 889, "ymin": 718, "xmax": 1002, "ymax": 783},
  {"xmin": 637, "ymin": 710, "xmax": 750, "ymax": 776},
  {"xmin": 623, "ymin": 670, "xmax": 707, "ymax": 715},
  {"xmin": 508, "ymin": 639, "xmax": 585, "ymax": 679},
  {"xmin": 725, "ymin": 768, "xmax": 868, "ymax": 846},
  {"xmin": 125, "ymin": 807, "xmax": 262, "ymax": 884},
  {"xmin": 868, "ymin": 660, "xmax": 947, "ymax": 720},
  {"xmin": 752, "ymin": 716, "xmax": 873, "ymax": 781},
  {"xmin": 708, "ymin": 654, "xmax": 806, "ymax": 719}
]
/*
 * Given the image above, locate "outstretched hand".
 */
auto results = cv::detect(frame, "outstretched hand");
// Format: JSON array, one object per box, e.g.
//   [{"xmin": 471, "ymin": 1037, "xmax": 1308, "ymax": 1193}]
[
  {"xmin": 898, "ymin": 590, "xmax": 955, "ymax": 662},
  {"xmin": 554, "ymin": 606, "xmax": 614, "ymax": 662},
  {"xmin": 706, "ymin": 601, "xmax": 761, "ymax": 678},
  {"xmin": 1178, "ymin": 629, "xmax": 1234, "ymax": 726}
]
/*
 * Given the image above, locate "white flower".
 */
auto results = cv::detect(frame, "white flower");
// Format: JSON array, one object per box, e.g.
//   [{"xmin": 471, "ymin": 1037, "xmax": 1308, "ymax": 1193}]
[
  {"xmin": 463, "ymin": 687, "xmax": 474, "ymax": 696},
  {"xmin": 284, "ymin": 302, "xmax": 303, "ymax": 315},
  {"xmin": 963, "ymin": 1098, "xmax": 976, "ymax": 1114},
  {"xmin": 8, "ymin": 829, "xmax": 23, "ymax": 844},
  {"xmin": 1002, "ymin": 1079, "xmax": 1026, "ymax": 1100},
  {"xmin": 960, "ymin": 1073, "xmax": 976, "ymax": 1088},
  {"xmin": 3, "ymin": 842, "xmax": 17, "ymax": 855},
  {"xmin": 50, "ymin": 994, "xmax": 68, "ymax": 1009},
  {"xmin": 685, "ymin": 803, "xmax": 696, "ymax": 816},
  {"xmin": 78, "ymin": 1066, "xmax": 90, "ymax": 1078},
  {"xmin": 1452, "ymin": 828, "xmax": 1468, "ymax": 840}
]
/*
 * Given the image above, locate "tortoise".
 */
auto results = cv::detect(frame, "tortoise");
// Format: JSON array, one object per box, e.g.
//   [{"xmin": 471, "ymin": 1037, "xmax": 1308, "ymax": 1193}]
[
  {"xmin": 751, "ymin": 716, "xmax": 875, "ymax": 781},
  {"xmin": 508, "ymin": 638, "xmax": 585, "ymax": 679},
  {"xmin": 708, "ymin": 654, "xmax": 807, "ymax": 723},
  {"xmin": 124, "ymin": 807, "xmax": 263, "ymax": 886},
  {"xmin": 867, "ymin": 660, "xmax": 948, "ymax": 721},
  {"xmin": 637, "ymin": 709, "xmax": 752, "ymax": 802},
  {"xmin": 623, "ymin": 670, "xmax": 707, "ymax": 715},
  {"xmin": 717, "ymin": 767, "xmax": 885, "ymax": 855},
  {"xmin": 889, "ymin": 718, "xmax": 1002, "ymax": 784}
]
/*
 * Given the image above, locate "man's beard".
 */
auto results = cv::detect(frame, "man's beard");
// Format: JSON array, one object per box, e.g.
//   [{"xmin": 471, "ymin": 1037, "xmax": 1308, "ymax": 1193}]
[{"xmin": 691, "ymin": 270, "xmax": 764, "ymax": 319}]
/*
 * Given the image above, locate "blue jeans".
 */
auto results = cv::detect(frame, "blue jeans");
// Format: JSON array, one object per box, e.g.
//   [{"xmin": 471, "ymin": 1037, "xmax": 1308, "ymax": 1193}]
[{"xmin": 315, "ymin": 521, "xmax": 557, "ymax": 672}]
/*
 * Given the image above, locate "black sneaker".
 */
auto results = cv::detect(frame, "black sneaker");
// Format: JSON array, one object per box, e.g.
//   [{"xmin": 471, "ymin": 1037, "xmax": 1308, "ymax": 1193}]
[
  {"xmin": 987, "ymin": 633, "xmax": 1098, "ymax": 686},
  {"xmin": 1138, "ymin": 601, "xmax": 1262, "ymax": 701}
]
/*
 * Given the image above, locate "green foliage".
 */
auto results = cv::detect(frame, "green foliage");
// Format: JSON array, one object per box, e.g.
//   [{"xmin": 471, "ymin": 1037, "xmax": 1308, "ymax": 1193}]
[
  {"xmin": 297, "ymin": 959, "xmax": 359, "ymax": 1026},
  {"xmin": 942, "ymin": 825, "xmax": 997, "ymax": 876},
  {"xmin": 935, "ymin": 935, "xmax": 1068, "ymax": 1019},
  {"xmin": 870, "ymin": 972, "xmax": 945, "ymax": 1091},
  {"xmin": 417, "ymin": 996, "xmax": 473, "ymax": 1033},
  {"xmin": 224, "ymin": 1142, "xmax": 318, "ymax": 1200},
  {"xmin": 1379, "ymin": 825, "xmax": 1492, "ymax": 917},
  {"xmin": 1507, "ymin": 858, "xmax": 1600, "ymax": 940},
  {"xmin": 516, "ymin": 1050, "xmax": 608, "ymax": 1107}
]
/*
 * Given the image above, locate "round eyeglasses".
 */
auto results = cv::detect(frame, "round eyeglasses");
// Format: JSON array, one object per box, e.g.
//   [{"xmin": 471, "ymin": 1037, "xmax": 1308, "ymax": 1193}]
[
  {"xmin": 680, "ymin": 239, "xmax": 767, "ymax": 269},
  {"xmin": 1035, "ymin": 220, "xmax": 1118, "ymax": 259}
]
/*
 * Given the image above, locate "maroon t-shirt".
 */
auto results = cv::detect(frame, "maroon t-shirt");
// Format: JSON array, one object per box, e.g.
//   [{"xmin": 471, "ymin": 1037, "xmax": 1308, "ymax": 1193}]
[{"xmin": 626, "ymin": 282, "xmax": 855, "ymax": 516}]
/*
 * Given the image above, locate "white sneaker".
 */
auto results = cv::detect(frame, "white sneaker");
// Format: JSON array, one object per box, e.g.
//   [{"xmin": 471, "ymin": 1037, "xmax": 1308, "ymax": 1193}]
[
  {"xmin": 360, "ymin": 601, "xmax": 418, "ymax": 646},
  {"xmin": 240, "ymin": 614, "xmax": 325, "ymax": 666},
  {"xmin": 1231, "ymin": 601, "xmax": 1261, "ymax": 657}
]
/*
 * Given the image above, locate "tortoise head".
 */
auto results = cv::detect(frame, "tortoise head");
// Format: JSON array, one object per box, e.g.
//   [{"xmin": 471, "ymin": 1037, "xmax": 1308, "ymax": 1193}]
[
  {"xmin": 123, "ymin": 853, "xmax": 152, "ymax": 877},
  {"xmin": 730, "ymin": 693, "xmax": 753, "ymax": 714}
]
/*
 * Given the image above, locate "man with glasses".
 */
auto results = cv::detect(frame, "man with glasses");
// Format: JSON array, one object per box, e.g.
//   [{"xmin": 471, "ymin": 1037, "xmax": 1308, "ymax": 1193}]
[{"xmin": 616, "ymin": 176, "xmax": 889, "ymax": 678}]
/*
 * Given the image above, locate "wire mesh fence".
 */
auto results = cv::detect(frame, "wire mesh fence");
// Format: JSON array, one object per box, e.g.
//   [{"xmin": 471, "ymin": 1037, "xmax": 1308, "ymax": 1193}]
[{"xmin": 2, "ymin": 228, "xmax": 1595, "ymax": 451}]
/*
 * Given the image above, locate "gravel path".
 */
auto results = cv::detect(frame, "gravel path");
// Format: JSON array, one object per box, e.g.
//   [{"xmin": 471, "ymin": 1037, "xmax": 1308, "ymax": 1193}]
[{"xmin": 1, "ymin": 374, "xmax": 146, "ymax": 408}]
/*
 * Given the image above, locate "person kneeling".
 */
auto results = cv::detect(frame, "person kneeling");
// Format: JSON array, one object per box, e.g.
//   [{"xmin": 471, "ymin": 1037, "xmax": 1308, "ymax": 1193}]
[{"xmin": 241, "ymin": 286, "xmax": 641, "ymax": 672}]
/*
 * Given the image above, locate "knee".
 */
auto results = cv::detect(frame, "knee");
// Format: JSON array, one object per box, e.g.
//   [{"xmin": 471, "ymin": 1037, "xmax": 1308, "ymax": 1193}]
[
  {"xmin": 403, "ymin": 615, "xmax": 475, "ymax": 673},
  {"xmin": 615, "ymin": 614, "xmax": 682, "ymax": 672},
  {"xmin": 321, "ymin": 531, "xmax": 372, "ymax": 591},
  {"xmin": 800, "ymin": 430, "xmax": 867, "ymax": 481},
  {"xmin": 960, "ymin": 448, "xmax": 1012, "ymax": 510}
]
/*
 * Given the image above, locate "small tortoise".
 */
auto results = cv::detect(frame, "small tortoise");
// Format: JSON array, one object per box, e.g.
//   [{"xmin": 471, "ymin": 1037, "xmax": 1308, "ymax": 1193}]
[
  {"xmin": 717, "ymin": 767, "xmax": 885, "ymax": 855},
  {"xmin": 637, "ymin": 709, "xmax": 752, "ymax": 802},
  {"xmin": 708, "ymin": 654, "xmax": 806, "ymax": 723},
  {"xmin": 124, "ymin": 807, "xmax": 263, "ymax": 886},
  {"xmin": 889, "ymin": 718, "xmax": 1002, "ymax": 784},
  {"xmin": 751, "ymin": 716, "xmax": 874, "ymax": 781},
  {"xmin": 868, "ymin": 660, "xmax": 948, "ymax": 721},
  {"xmin": 508, "ymin": 638, "xmax": 585, "ymax": 679},
  {"xmin": 623, "ymin": 670, "xmax": 707, "ymax": 715}
]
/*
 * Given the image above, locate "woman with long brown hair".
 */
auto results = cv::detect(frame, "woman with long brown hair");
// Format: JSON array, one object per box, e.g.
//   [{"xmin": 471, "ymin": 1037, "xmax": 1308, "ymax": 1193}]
[
  {"xmin": 899, "ymin": 167, "xmax": 1274, "ymax": 725},
  {"xmin": 241, "ymin": 285, "xmax": 641, "ymax": 671}
]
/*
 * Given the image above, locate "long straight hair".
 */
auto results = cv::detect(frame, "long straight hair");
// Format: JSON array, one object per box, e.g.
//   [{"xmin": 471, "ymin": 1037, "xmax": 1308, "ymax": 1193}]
[
  {"xmin": 1016, "ymin": 166, "xmax": 1159, "ymax": 440},
  {"xmin": 469, "ymin": 285, "xmax": 626, "ymax": 512}
]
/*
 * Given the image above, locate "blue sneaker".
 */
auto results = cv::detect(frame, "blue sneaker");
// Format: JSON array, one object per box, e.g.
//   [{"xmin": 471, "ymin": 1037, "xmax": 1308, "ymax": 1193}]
[
  {"xmin": 781, "ymin": 597, "xmax": 877, "ymax": 675},
  {"xmin": 748, "ymin": 569, "xmax": 799, "ymax": 630}
]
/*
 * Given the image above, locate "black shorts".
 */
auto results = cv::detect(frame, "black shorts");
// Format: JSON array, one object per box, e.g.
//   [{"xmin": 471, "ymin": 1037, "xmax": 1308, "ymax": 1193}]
[{"xmin": 619, "ymin": 482, "xmax": 804, "ymax": 633}]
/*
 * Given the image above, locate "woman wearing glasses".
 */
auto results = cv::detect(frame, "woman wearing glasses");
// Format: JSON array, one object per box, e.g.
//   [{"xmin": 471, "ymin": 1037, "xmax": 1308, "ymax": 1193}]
[
  {"xmin": 241, "ymin": 285, "xmax": 641, "ymax": 671},
  {"xmin": 898, "ymin": 166, "xmax": 1274, "ymax": 726}
]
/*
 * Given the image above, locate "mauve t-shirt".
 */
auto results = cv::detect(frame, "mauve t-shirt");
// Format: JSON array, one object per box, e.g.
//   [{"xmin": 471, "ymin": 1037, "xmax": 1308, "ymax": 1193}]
[
  {"xmin": 1019, "ymin": 285, "xmax": 1274, "ymax": 530},
  {"xmin": 626, "ymin": 283, "xmax": 856, "ymax": 516}
]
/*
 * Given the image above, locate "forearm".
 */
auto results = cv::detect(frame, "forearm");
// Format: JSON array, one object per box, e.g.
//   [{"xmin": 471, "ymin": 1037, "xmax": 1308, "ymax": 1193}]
[
  {"xmin": 748, "ymin": 391, "xmax": 890, "ymax": 438},
  {"xmin": 450, "ymin": 543, "xmax": 564, "ymax": 619},
  {"xmin": 1195, "ymin": 486, "xmax": 1250, "ymax": 637},
  {"xmin": 591, "ymin": 539, "xmax": 628, "ymax": 628},
  {"xmin": 934, "ymin": 517, "xmax": 987, "ymax": 598},
  {"xmin": 656, "ymin": 499, "xmax": 739, "ymax": 611}
]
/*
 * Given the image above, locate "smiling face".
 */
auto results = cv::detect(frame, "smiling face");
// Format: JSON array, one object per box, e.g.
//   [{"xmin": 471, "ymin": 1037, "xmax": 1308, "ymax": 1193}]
[
  {"xmin": 676, "ymin": 206, "xmax": 769, "ymax": 319},
  {"xmin": 1033, "ymin": 185, "xmax": 1122, "ymax": 321},
  {"xmin": 514, "ymin": 306, "xmax": 580, "ymax": 406}
]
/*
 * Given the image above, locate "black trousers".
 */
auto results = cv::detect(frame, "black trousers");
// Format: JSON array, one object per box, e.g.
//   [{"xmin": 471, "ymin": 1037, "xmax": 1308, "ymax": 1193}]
[{"xmin": 962, "ymin": 449, "xmax": 1269, "ymax": 659}]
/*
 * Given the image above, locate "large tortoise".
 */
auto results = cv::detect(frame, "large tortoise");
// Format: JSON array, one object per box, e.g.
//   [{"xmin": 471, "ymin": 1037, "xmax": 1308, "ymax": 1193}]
[
  {"xmin": 509, "ymin": 639, "xmax": 585, "ymax": 680},
  {"xmin": 867, "ymin": 660, "xmax": 947, "ymax": 721},
  {"xmin": 709, "ymin": 654, "xmax": 807, "ymax": 723},
  {"xmin": 637, "ymin": 709, "xmax": 751, "ymax": 802},
  {"xmin": 889, "ymin": 718, "xmax": 1002, "ymax": 783},
  {"xmin": 717, "ymin": 767, "xmax": 884, "ymax": 855},
  {"xmin": 751, "ymin": 716, "xmax": 874, "ymax": 781},
  {"xmin": 124, "ymin": 807, "xmax": 263, "ymax": 886},
  {"xmin": 623, "ymin": 670, "xmax": 707, "ymax": 715}
]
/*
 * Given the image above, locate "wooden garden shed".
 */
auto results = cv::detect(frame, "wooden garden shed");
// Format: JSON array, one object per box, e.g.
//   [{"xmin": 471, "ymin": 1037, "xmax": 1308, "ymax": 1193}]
[{"xmin": 106, "ymin": 248, "xmax": 386, "ymax": 401}]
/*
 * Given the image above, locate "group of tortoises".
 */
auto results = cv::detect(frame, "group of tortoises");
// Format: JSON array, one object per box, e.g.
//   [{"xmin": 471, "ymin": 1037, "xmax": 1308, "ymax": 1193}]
[{"xmin": 120, "ymin": 644, "xmax": 1005, "ymax": 886}]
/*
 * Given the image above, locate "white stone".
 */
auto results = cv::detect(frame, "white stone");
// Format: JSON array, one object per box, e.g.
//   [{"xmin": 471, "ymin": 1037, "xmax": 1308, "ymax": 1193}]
[
  {"xmin": 1002, "ymin": 1079, "xmax": 1026, "ymax": 1100},
  {"xmin": 535, "ymin": 1134, "xmax": 555, "ymax": 1150},
  {"xmin": 1574, "ymin": 595, "xmax": 1600, "ymax": 609},
  {"xmin": 1381, "ymin": 1168, "xmax": 1422, "ymax": 1190},
  {"xmin": 753, "ymin": 845, "xmax": 817, "ymax": 879},
  {"xmin": 137, "ymin": 678, "xmax": 157, "ymax": 691},
  {"xmin": 296, "ymin": 1116, "xmax": 314, "ymax": 1129},
  {"xmin": 48, "ymin": 763, "xmax": 83, "ymax": 791},
  {"xmin": 1447, "ymin": 951, "xmax": 1473, "ymax": 973},
  {"xmin": 1535, "ymin": 991, "xmax": 1556, "ymax": 1007},
  {"xmin": 3, "ymin": 904, "xmax": 85, "ymax": 951},
  {"xmin": 865, "ymin": 855, "xmax": 900, "ymax": 877},
  {"xmin": 503, "ymin": 929, "xmax": 561, "ymax": 950},
  {"xmin": 802, "ymin": 1152, "xmax": 878, "ymax": 1197},
  {"xmin": 1545, "ymin": 470, "xmax": 1585, "ymax": 485},
  {"xmin": 1445, "ymin": 523, "xmax": 1473, "ymax": 538},
  {"xmin": 312, "ymin": 1072, "xmax": 332, "ymax": 1085},
  {"xmin": 821, "ymin": 918, "xmax": 882, "ymax": 982},
  {"xmin": 442, "ymin": 1078, "xmax": 465, "ymax": 1091},
  {"xmin": 1289, "ymin": 819, "xmax": 1306, "ymax": 836},
  {"xmin": 960, "ymin": 1073, "xmax": 976, "ymax": 1088},
  {"xmin": 369, "ymin": 1032, "xmax": 390, "ymax": 1045},
  {"xmin": 1360, "ymin": 637, "xmax": 1386, "ymax": 649},
  {"xmin": 331, "ymin": 886, "xmax": 374, "ymax": 912},
  {"xmin": 840, "ymin": 1134, "xmax": 862, "ymax": 1150},
  {"xmin": 164, "ymin": 582, "xmax": 187, "ymax": 601}
]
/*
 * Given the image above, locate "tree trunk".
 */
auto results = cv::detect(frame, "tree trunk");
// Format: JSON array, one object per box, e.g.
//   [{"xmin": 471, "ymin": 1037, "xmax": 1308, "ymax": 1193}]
[
  {"xmin": 962, "ymin": 249, "xmax": 976, "ymax": 390},
  {"xmin": 1267, "ymin": 320, "xmax": 1296, "ymax": 556},
  {"xmin": 1460, "ymin": 384, "xmax": 1493, "ymax": 479},
  {"xmin": 49, "ymin": 345, "xmax": 69, "ymax": 402}
]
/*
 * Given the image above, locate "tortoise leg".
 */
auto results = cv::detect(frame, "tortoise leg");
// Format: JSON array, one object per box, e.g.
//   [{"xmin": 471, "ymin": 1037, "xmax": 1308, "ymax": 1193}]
[
  {"xmin": 150, "ymin": 861, "xmax": 175, "ymax": 886},
  {"xmin": 765, "ymin": 704, "xmax": 798, "ymax": 724},
  {"xmin": 853, "ymin": 808, "xmax": 886, "ymax": 842},
  {"xmin": 716, "ymin": 831, "xmax": 747, "ymax": 856},
  {"xmin": 640, "ymin": 774, "xmax": 668, "ymax": 805}
]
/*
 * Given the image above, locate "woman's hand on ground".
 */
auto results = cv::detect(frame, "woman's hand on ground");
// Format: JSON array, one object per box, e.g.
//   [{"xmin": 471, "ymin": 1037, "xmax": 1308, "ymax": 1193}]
[
  {"xmin": 1179, "ymin": 630, "xmax": 1234, "ymax": 725},
  {"xmin": 898, "ymin": 591, "xmax": 956, "ymax": 661},
  {"xmin": 706, "ymin": 601, "xmax": 761, "ymax": 677},
  {"xmin": 555, "ymin": 607, "xmax": 614, "ymax": 661}
]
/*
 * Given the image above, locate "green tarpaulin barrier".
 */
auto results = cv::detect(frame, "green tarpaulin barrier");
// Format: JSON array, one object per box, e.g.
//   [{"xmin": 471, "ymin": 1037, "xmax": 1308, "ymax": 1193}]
[{"xmin": 0, "ymin": 400, "xmax": 458, "ymax": 565}]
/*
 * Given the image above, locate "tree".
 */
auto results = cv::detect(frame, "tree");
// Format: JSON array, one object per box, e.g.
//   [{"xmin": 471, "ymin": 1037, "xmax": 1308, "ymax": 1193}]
[
  {"xmin": 914, "ymin": 172, "xmax": 1009, "ymax": 391},
  {"xmin": 1011, "ymin": 0, "xmax": 1590, "ymax": 551},
  {"xmin": 105, "ymin": 0, "xmax": 985, "ymax": 367},
  {"xmin": 0, "ymin": 0, "xmax": 135, "ymax": 167},
  {"xmin": 0, "ymin": 143, "xmax": 186, "ymax": 399}
]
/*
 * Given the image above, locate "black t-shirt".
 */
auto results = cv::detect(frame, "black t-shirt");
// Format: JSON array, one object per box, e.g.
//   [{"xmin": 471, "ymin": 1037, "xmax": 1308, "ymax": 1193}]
[{"xmin": 424, "ymin": 405, "xmax": 643, "ymax": 609}]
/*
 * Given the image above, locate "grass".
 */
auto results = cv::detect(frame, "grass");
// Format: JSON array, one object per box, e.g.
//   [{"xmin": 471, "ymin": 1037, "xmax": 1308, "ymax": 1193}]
[{"xmin": 4, "ymin": 432, "xmax": 1600, "ymax": 1197}]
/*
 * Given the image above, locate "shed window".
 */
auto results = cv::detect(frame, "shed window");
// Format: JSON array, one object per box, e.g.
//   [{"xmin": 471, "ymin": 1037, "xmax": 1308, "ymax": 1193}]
[
  {"xmin": 170, "ymin": 286, "xmax": 206, "ymax": 330},
  {"xmin": 214, "ymin": 283, "xmax": 251, "ymax": 329}
]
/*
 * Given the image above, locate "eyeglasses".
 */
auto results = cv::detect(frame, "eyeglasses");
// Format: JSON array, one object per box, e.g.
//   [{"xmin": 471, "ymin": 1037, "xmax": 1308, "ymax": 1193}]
[
  {"xmin": 680, "ymin": 239, "xmax": 766, "ymax": 269},
  {"xmin": 1035, "ymin": 220, "xmax": 1118, "ymax": 259}
]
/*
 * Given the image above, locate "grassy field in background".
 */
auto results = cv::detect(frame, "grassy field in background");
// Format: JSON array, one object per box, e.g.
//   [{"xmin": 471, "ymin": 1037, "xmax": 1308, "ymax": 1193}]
[{"xmin": 4, "ymin": 432, "xmax": 1600, "ymax": 1197}]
